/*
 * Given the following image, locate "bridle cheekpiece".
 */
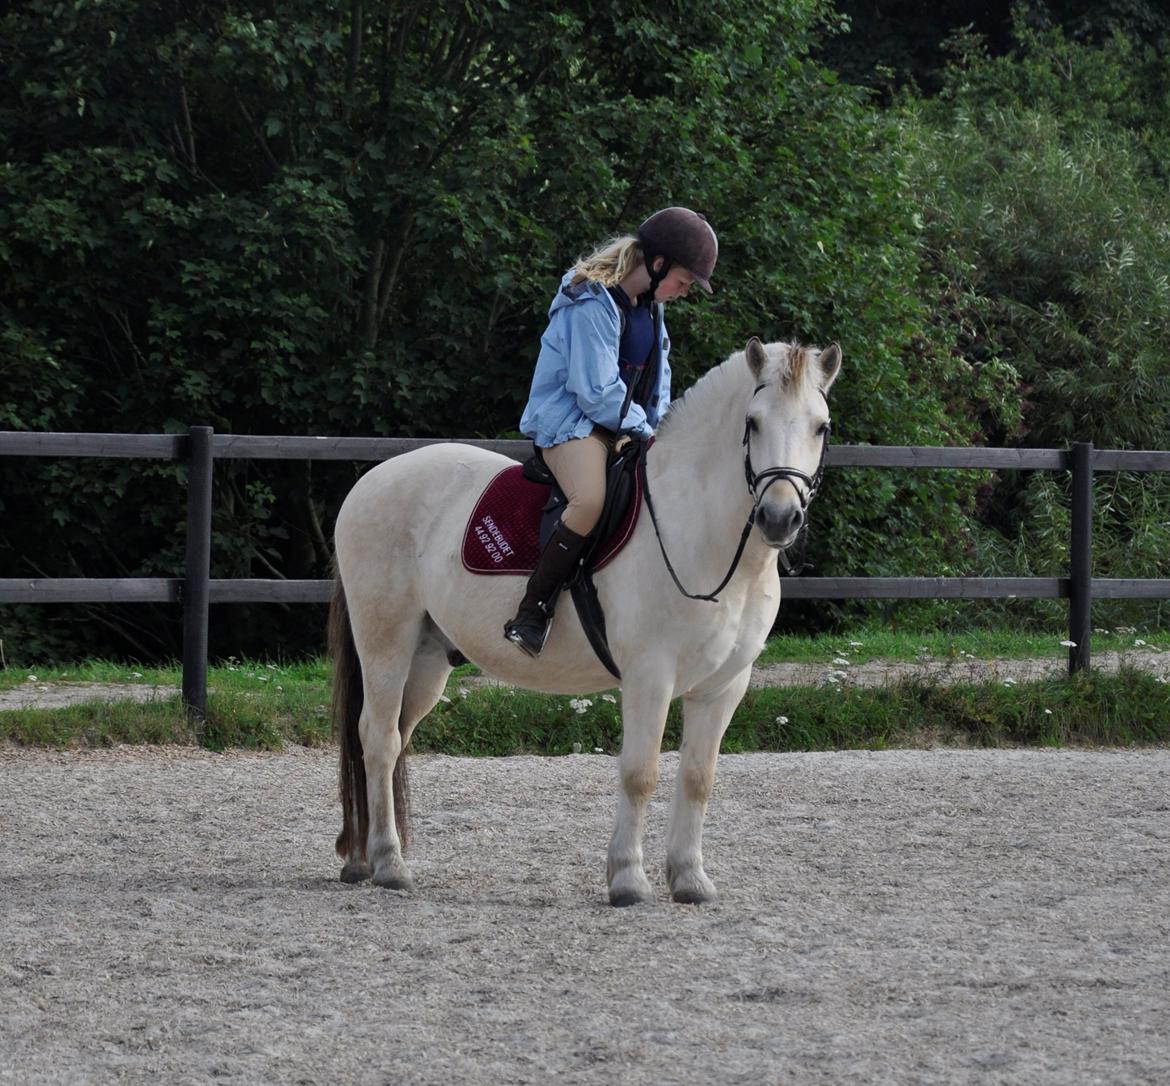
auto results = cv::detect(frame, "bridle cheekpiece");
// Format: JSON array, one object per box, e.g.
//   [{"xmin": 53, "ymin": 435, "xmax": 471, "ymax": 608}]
[{"xmin": 640, "ymin": 380, "xmax": 832, "ymax": 601}]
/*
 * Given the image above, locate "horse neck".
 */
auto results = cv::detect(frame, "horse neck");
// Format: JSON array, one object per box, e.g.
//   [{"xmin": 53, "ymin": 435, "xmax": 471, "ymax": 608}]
[{"xmin": 647, "ymin": 364, "xmax": 776, "ymax": 584}]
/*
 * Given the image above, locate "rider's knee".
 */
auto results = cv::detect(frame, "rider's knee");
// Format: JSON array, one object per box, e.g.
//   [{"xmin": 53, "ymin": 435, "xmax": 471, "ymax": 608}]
[{"xmin": 565, "ymin": 495, "xmax": 604, "ymax": 536}]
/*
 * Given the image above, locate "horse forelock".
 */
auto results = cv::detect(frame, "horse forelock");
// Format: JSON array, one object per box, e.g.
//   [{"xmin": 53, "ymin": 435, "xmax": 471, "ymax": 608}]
[{"xmin": 762, "ymin": 341, "xmax": 815, "ymax": 394}]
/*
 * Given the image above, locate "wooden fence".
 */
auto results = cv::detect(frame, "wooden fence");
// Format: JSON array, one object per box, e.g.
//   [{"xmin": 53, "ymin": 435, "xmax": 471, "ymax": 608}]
[{"xmin": 3, "ymin": 428, "xmax": 1169, "ymax": 719}]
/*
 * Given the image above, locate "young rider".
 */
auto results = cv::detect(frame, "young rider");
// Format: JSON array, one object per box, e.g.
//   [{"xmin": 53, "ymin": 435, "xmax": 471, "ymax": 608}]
[{"xmin": 504, "ymin": 206, "xmax": 719, "ymax": 657}]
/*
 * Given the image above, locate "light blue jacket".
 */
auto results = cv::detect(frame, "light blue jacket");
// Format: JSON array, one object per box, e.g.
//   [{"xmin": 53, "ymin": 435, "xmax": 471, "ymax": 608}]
[{"xmin": 519, "ymin": 270, "xmax": 671, "ymax": 447}]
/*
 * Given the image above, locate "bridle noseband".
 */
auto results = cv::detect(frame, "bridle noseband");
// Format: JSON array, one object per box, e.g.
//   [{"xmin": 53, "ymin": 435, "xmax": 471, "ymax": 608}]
[{"xmin": 640, "ymin": 382, "xmax": 831, "ymax": 602}]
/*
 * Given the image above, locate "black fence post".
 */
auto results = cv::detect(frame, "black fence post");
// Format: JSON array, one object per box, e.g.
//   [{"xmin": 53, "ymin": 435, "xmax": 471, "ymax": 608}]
[
  {"xmin": 1068, "ymin": 441, "xmax": 1093, "ymax": 674},
  {"xmin": 182, "ymin": 426, "xmax": 214, "ymax": 719}
]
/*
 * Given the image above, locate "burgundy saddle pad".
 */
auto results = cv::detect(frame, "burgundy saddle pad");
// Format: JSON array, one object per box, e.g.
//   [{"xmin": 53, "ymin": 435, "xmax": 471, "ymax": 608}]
[{"xmin": 461, "ymin": 464, "xmax": 641, "ymax": 575}]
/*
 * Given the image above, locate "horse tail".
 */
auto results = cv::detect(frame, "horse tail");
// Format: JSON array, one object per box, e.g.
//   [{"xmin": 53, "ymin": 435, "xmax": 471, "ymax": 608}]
[
  {"xmin": 330, "ymin": 570, "xmax": 368, "ymax": 861},
  {"xmin": 329, "ymin": 566, "xmax": 412, "ymax": 859}
]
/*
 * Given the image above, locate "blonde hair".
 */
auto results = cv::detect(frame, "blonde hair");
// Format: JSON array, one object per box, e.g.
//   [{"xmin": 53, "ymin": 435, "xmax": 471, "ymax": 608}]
[{"xmin": 569, "ymin": 234, "xmax": 643, "ymax": 288}]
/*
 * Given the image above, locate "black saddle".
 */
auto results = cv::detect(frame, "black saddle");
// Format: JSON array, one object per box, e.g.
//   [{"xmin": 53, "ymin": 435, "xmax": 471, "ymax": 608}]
[{"xmin": 521, "ymin": 439, "xmax": 643, "ymax": 679}]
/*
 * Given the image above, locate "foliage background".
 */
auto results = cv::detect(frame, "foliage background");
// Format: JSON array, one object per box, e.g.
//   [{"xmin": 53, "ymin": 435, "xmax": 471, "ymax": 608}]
[{"xmin": 1, "ymin": 0, "xmax": 1167, "ymax": 663}]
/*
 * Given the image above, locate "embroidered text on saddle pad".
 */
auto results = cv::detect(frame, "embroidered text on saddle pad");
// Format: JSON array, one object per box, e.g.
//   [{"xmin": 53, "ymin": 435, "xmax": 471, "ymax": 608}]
[{"xmin": 461, "ymin": 465, "xmax": 641, "ymax": 575}]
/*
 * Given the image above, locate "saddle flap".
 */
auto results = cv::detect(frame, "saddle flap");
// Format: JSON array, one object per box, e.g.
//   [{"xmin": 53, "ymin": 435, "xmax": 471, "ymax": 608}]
[{"xmin": 461, "ymin": 451, "xmax": 643, "ymax": 576}]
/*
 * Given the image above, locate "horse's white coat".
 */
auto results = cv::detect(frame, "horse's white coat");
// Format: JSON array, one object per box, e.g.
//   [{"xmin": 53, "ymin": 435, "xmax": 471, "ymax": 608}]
[{"xmin": 333, "ymin": 339, "xmax": 841, "ymax": 904}]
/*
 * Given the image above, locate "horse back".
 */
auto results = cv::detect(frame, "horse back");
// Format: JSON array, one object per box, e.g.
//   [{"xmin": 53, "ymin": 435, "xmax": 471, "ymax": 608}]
[{"xmin": 336, "ymin": 443, "xmax": 512, "ymax": 542}]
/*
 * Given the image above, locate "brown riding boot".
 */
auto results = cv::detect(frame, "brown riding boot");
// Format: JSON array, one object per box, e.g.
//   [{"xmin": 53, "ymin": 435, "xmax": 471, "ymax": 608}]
[{"xmin": 503, "ymin": 522, "xmax": 590, "ymax": 657}]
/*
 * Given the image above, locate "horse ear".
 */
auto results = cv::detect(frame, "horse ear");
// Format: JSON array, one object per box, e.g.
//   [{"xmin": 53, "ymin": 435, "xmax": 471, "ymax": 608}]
[
  {"xmin": 745, "ymin": 337, "xmax": 768, "ymax": 379},
  {"xmin": 818, "ymin": 343, "xmax": 842, "ymax": 391}
]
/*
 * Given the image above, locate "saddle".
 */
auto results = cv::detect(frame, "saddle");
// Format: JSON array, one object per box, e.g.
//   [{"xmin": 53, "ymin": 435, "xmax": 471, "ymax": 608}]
[{"xmin": 461, "ymin": 441, "xmax": 645, "ymax": 678}]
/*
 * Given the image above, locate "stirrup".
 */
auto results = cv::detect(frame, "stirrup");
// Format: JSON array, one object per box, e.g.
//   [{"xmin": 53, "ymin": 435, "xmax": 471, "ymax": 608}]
[{"xmin": 504, "ymin": 612, "xmax": 553, "ymax": 658}]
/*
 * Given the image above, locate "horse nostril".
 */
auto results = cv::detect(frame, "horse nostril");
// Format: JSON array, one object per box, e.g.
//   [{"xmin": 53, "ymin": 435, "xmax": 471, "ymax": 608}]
[{"xmin": 759, "ymin": 503, "xmax": 803, "ymax": 543}]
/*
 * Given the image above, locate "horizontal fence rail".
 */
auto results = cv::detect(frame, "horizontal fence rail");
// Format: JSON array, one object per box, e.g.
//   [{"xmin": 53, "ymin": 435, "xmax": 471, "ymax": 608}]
[{"xmin": 3, "ymin": 429, "xmax": 1170, "ymax": 718}]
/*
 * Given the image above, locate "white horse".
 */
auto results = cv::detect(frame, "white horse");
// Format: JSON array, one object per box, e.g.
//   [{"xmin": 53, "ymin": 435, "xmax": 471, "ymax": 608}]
[{"xmin": 330, "ymin": 337, "xmax": 841, "ymax": 905}]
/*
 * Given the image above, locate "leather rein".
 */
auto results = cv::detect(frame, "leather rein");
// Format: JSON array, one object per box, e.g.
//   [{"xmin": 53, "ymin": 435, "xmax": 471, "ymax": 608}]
[{"xmin": 638, "ymin": 383, "xmax": 830, "ymax": 603}]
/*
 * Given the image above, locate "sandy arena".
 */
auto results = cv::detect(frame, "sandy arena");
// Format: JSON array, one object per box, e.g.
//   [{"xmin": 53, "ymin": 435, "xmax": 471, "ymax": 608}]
[{"xmin": 2, "ymin": 744, "xmax": 1168, "ymax": 1084}]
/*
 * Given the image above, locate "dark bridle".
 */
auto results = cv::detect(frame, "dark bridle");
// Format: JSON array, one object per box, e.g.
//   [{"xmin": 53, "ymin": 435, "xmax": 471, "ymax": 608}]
[{"xmin": 639, "ymin": 383, "xmax": 831, "ymax": 602}]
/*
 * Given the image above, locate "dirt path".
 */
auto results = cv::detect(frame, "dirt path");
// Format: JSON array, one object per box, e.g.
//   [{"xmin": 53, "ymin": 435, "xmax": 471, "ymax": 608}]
[
  {"xmin": 2, "ymin": 745, "xmax": 1168, "ymax": 1084},
  {"xmin": 2, "ymin": 649, "xmax": 1167, "ymax": 711}
]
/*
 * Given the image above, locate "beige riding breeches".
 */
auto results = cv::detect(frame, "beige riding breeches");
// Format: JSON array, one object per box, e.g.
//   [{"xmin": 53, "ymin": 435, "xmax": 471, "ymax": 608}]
[{"xmin": 540, "ymin": 429, "xmax": 613, "ymax": 536}]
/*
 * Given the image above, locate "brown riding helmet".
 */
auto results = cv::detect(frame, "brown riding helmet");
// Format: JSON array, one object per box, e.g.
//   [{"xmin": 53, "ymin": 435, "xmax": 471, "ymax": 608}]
[{"xmin": 637, "ymin": 207, "xmax": 718, "ymax": 293}]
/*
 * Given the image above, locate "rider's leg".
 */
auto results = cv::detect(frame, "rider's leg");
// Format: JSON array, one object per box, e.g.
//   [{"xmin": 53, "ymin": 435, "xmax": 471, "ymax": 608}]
[
  {"xmin": 504, "ymin": 431, "xmax": 608, "ymax": 657},
  {"xmin": 540, "ymin": 431, "xmax": 609, "ymax": 537}
]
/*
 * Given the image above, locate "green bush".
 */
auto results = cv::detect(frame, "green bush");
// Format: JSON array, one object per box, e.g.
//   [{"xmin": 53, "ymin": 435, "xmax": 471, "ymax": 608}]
[
  {"xmin": 898, "ymin": 21, "xmax": 1170, "ymax": 628},
  {"xmin": 0, "ymin": 1, "xmax": 1018, "ymax": 661}
]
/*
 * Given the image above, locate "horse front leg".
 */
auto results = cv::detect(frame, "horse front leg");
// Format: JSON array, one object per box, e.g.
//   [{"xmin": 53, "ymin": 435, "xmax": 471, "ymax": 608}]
[
  {"xmin": 666, "ymin": 666, "xmax": 752, "ymax": 904},
  {"xmin": 607, "ymin": 679, "xmax": 672, "ymax": 907}
]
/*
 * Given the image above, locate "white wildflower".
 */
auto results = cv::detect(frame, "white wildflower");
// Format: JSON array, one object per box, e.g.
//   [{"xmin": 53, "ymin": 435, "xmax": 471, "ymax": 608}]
[
  {"xmin": 458, "ymin": 687, "xmax": 470, "ymax": 698},
  {"xmin": 439, "ymin": 695, "xmax": 451, "ymax": 704},
  {"xmin": 1003, "ymin": 678, "xmax": 1017, "ymax": 686},
  {"xmin": 849, "ymin": 641, "xmax": 863, "ymax": 648},
  {"xmin": 1044, "ymin": 708, "xmax": 1053, "ymax": 715},
  {"xmin": 25, "ymin": 674, "xmax": 37, "ymax": 682},
  {"xmin": 1060, "ymin": 640, "xmax": 1077, "ymax": 648},
  {"xmin": 593, "ymin": 747, "xmax": 603, "ymax": 753},
  {"xmin": 569, "ymin": 698, "xmax": 593, "ymax": 715},
  {"xmin": 602, "ymin": 694, "xmax": 617, "ymax": 704},
  {"xmin": 832, "ymin": 656, "xmax": 850, "ymax": 666},
  {"xmin": 775, "ymin": 715, "xmax": 789, "ymax": 725},
  {"xmin": 1135, "ymin": 639, "xmax": 1147, "ymax": 647},
  {"xmin": 131, "ymin": 671, "xmax": 143, "ymax": 679}
]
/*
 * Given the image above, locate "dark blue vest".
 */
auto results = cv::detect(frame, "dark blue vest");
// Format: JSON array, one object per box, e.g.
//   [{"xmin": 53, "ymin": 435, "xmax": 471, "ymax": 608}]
[{"xmin": 607, "ymin": 286, "xmax": 655, "ymax": 405}]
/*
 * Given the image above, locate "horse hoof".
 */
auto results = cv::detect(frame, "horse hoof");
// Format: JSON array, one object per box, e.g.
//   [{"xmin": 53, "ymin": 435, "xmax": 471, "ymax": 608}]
[
  {"xmin": 671, "ymin": 886, "xmax": 717, "ymax": 906},
  {"xmin": 668, "ymin": 864, "xmax": 718, "ymax": 905},
  {"xmin": 371, "ymin": 870, "xmax": 415, "ymax": 892},
  {"xmin": 340, "ymin": 860, "xmax": 371, "ymax": 884},
  {"xmin": 609, "ymin": 889, "xmax": 651, "ymax": 908},
  {"xmin": 608, "ymin": 865, "xmax": 654, "ymax": 907}
]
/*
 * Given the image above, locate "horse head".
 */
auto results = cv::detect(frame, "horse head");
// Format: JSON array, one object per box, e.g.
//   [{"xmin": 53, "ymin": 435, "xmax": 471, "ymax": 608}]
[{"xmin": 742, "ymin": 337, "xmax": 841, "ymax": 550}]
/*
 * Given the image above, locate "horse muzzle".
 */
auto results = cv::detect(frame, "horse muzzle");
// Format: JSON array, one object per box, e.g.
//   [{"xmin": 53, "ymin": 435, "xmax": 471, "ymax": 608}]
[{"xmin": 755, "ymin": 498, "xmax": 805, "ymax": 549}]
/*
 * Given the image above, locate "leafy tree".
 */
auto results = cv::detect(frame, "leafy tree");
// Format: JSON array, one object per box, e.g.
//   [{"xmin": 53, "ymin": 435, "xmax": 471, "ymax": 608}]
[
  {"xmin": 1, "ymin": 0, "xmax": 1017, "ymax": 662},
  {"xmin": 900, "ymin": 19, "xmax": 1170, "ymax": 625}
]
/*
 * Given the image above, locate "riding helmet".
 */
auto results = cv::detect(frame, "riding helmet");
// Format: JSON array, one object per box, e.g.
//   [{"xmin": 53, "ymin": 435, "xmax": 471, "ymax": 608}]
[{"xmin": 637, "ymin": 207, "xmax": 718, "ymax": 293}]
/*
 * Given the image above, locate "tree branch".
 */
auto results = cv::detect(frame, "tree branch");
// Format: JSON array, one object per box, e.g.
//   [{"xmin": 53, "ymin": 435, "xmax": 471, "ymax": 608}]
[
  {"xmin": 235, "ymin": 96, "xmax": 281, "ymax": 172},
  {"xmin": 343, "ymin": 0, "xmax": 363, "ymax": 121}
]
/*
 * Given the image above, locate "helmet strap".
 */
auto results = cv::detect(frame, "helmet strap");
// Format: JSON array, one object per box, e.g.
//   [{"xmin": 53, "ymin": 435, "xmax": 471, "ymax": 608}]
[{"xmin": 640, "ymin": 253, "xmax": 672, "ymax": 305}]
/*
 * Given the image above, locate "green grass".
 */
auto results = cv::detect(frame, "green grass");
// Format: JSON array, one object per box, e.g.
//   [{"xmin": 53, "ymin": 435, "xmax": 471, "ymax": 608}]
[
  {"xmin": 410, "ymin": 669, "xmax": 1170, "ymax": 754},
  {"xmin": 755, "ymin": 625, "xmax": 1170, "ymax": 666},
  {"xmin": 0, "ymin": 656, "xmax": 334, "ymax": 693},
  {"xmin": 3, "ymin": 626, "xmax": 1166, "ymax": 694},
  {"xmin": 2, "ymin": 627, "xmax": 1166, "ymax": 751}
]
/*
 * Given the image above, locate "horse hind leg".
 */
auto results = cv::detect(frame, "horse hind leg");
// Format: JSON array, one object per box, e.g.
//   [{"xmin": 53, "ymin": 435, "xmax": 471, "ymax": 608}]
[{"xmin": 360, "ymin": 617, "xmax": 454, "ymax": 890}]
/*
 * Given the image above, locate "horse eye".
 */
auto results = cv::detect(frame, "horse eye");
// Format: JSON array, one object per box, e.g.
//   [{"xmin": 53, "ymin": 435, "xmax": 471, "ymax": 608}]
[
  {"xmin": 747, "ymin": 417, "xmax": 759, "ymax": 433},
  {"xmin": 817, "ymin": 422, "xmax": 831, "ymax": 437}
]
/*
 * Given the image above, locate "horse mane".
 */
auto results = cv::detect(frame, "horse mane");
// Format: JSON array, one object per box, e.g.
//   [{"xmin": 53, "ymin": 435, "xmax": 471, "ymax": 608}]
[{"xmin": 656, "ymin": 341, "xmax": 810, "ymax": 442}]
